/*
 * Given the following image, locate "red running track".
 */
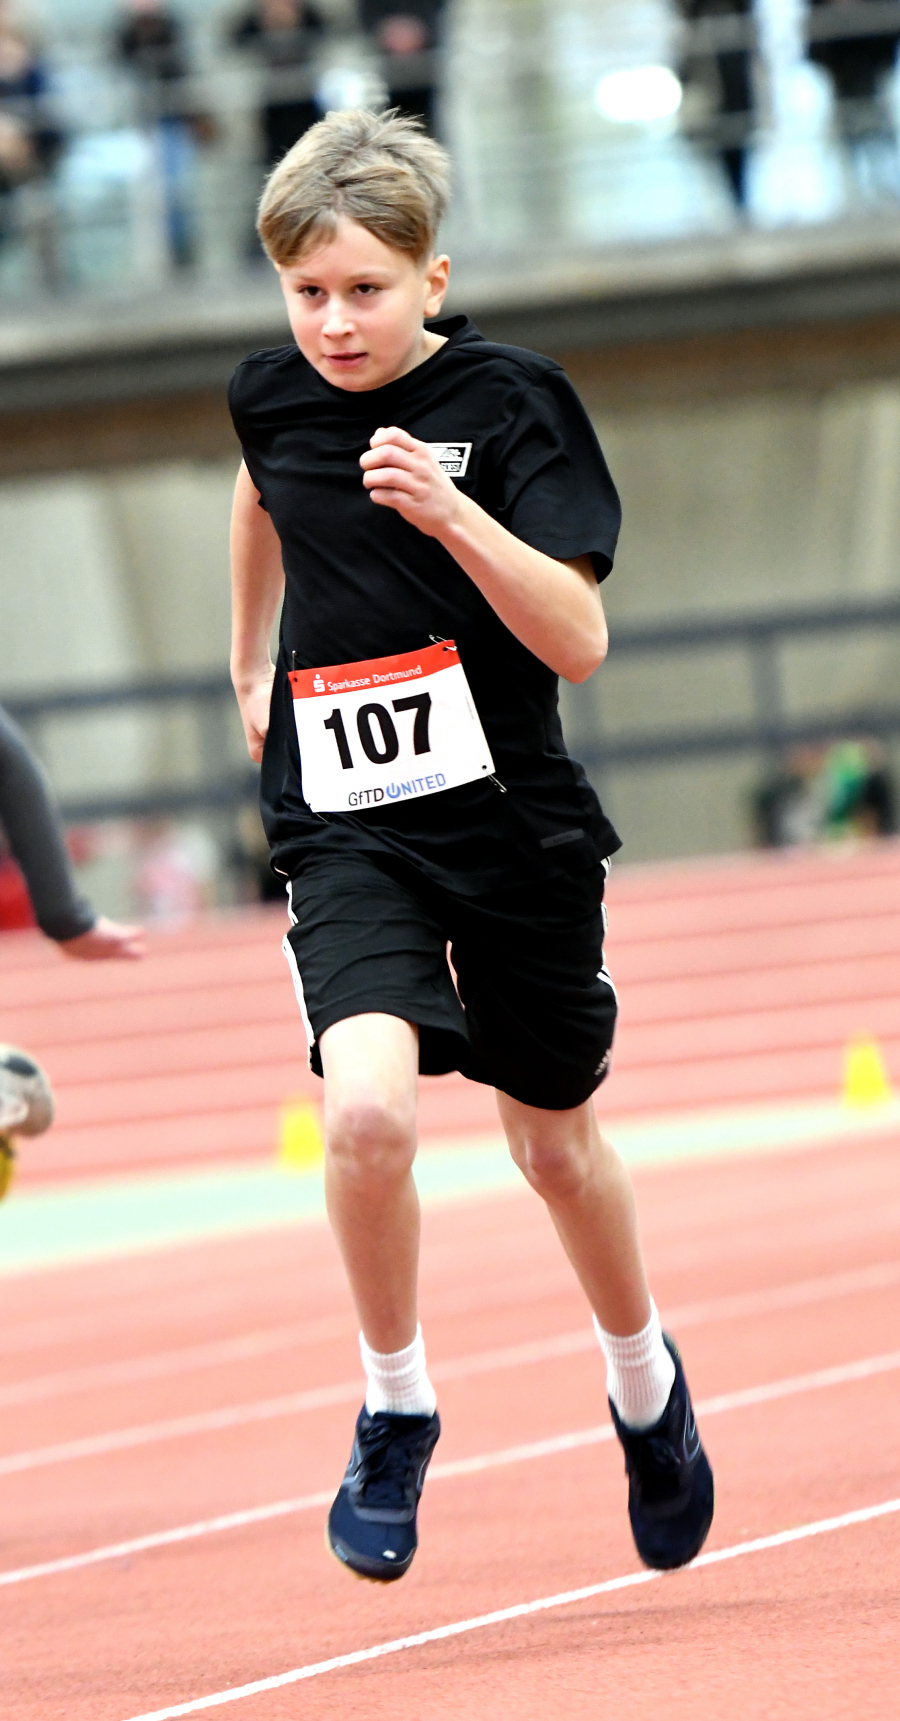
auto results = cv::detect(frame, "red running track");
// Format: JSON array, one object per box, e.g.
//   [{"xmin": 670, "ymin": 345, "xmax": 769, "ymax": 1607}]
[
  {"xmin": 1, "ymin": 1130, "xmax": 899, "ymax": 1719},
  {"xmin": 1, "ymin": 839, "xmax": 899, "ymax": 1186}
]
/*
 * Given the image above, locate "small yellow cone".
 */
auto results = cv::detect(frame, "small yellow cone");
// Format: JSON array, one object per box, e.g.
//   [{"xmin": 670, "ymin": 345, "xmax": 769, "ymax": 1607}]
[
  {"xmin": 843, "ymin": 1036, "xmax": 894, "ymax": 1108},
  {"xmin": 278, "ymin": 1100, "xmax": 324, "ymax": 1171},
  {"xmin": 0, "ymin": 1134, "xmax": 15, "ymax": 1202}
]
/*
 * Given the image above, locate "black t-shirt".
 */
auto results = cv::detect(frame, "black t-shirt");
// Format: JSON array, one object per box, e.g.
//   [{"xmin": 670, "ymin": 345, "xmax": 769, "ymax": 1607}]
[{"xmin": 228, "ymin": 314, "xmax": 622, "ymax": 894}]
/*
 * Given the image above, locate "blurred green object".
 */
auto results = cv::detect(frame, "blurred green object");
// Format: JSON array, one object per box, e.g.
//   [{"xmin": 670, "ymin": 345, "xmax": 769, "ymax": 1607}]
[
  {"xmin": 754, "ymin": 739, "xmax": 897, "ymax": 847},
  {"xmin": 825, "ymin": 742, "xmax": 871, "ymax": 827}
]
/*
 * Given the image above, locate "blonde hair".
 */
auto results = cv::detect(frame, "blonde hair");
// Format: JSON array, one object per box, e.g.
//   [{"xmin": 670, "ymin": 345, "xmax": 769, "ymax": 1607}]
[{"xmin": 257, "ymin": 108, "xmax": 452, "ymax": 266}]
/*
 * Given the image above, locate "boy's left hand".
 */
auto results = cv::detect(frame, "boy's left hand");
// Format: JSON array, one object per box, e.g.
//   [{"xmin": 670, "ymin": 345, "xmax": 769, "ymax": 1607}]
[{"xmin": 360, "ymin": 428, "xmax": 461, "ymax": 537}]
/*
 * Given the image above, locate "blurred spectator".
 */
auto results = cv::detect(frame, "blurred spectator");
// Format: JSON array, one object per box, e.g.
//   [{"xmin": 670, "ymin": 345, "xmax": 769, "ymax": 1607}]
[
  {"xmin": 0, "ymin": 2, "xmax": 63, "ymax": 268},
  {"xmin": 230, "ymin": 0, "xmax": 326, "ymax": 171},
  {"xmin": 359, "ymin": 0, "xmax": 446, "ymax": 135},
  {"xmin": 754, "ymin": 740, "xmax": 897, "ymax": 847},
  {"xmin": 135, "ymin": 819, "xmax": 218, "ymax": 923},
  {"xmin": 677, "ymin": 0, "xmax": 754, "ymax": 207},
  {"xmin": 808, "ymin": 0, "xmax": 900, "ymax": 195},
  {"xmin": 230, "ymin": 802, "xmax": 286, "ymax": 902},
  {"xmin": 114, "ymin": 0, "xmax": 203, "ymax": 269}
]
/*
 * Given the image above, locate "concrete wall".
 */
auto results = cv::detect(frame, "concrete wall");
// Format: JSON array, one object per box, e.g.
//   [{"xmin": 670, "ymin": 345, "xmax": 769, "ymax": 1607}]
[{"xmin": 559, "ymin": 376, "xmax": 900, "ymax": 858}]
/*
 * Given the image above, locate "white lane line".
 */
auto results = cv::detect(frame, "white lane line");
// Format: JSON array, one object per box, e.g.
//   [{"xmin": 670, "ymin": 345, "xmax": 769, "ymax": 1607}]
[
  {"xmin": 3, "ymin": 1253, "xmax": 897, "ymax": 1441},
  {"xmin": 119, "ymin": 1497, "xmax": 900, "ymax": 1720},
  {"xmin": 663, "ymin": 1259, "xmax": 900, "ymax": 1332},
  {"xmin": 0, "ymin": 1320, "xmax": 349, "ymax": 1411},
  {"xmin": 2, "ymin": 1347, "xmax": 898, "ymax": 1590}
]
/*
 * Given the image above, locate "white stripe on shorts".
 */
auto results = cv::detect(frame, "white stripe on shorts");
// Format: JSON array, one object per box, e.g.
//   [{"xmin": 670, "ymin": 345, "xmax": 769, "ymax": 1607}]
[{"xmin": 282, "ymin": 881, "xmax": 315, "ymax": 1059}]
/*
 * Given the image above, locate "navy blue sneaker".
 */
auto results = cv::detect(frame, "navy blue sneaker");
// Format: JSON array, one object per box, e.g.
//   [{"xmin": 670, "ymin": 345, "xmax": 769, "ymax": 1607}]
[
  {"xmin": 327, "ymin": 1406, "xmax": 441, "ymax": 1582},
  {"xmin": 609, "ymin": 1333, "xmax": 714, "ymax": 1570}
]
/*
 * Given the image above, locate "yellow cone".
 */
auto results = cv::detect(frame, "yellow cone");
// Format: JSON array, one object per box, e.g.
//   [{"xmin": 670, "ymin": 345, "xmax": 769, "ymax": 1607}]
[
  {"xmin": 278, "ymin": 1100, "xmax": 324, "ymax": 1171},
  {"xmin": 843, "ymin": 1036, "xmax": 893, "ymax": 1108},
  {"xmin": 0, "ymin": 1134, "xmax": 15, "ymax": 1202}
]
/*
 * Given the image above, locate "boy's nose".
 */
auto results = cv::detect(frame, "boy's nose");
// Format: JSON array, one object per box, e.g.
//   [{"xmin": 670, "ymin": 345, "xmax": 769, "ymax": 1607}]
[{"xmin": 322, "ymin": 299, "xmax": 353, "ymax": 338}]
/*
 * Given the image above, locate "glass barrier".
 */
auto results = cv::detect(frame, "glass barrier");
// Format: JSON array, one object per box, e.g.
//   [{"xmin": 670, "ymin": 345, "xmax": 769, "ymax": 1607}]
[{"xmin": 2, "ymin": 0, "xmax": 900, "ymax": 303}]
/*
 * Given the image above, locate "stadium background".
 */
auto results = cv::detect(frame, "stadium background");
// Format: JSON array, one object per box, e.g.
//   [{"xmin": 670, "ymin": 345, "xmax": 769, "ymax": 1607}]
[
  {"xmin": 4, "ymin": 0, "xmax": 900, "ymax": 914},
  {"xmin": 1, "ymin": 9, "xmax": 900, "ymax": 1715}
]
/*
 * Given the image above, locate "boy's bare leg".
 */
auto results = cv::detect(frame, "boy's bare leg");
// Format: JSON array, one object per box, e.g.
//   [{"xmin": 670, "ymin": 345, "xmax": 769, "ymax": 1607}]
[
  {"xmin": 496, "ymin": 1091, "xmax": 651, "ymax": 1336},
  {"xmin": 319, "ymin": 1012, "xmax": 420, "ymax": 1354}
]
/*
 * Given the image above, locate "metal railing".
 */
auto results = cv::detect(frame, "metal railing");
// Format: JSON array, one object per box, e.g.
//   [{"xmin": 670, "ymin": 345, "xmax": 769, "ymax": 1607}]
[
  {"xmin": 579, "ymin": 595, "xmax": 900, "ymax": 775},
  {"xmin": 2, "ymin": 673, "xmax": 258, "ymax": 824},
  {"xmin": 5, "ymin": 4, "xmax": 900, "ymax": 306},
  {"xmin": 3, "ymin": 597, "xmax": 900, "ymax": 824}
]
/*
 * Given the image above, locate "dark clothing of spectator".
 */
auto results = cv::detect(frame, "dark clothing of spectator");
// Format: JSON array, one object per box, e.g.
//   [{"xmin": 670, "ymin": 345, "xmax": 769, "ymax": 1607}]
[
  {"xmin": 0, "ymin": 26, "xmax": 63, "ymax": 258},
  {"xmin": 809, "ymin": 0, "xmax": 900, "ymax": 129},
  {"xmin": 359, "ymin": 0, "xmax": 446, "ymax": 135},
  {"xmin": 231, "ymin": 2, "xmax": 325, "ymax": 167},
  {"xmin": 0, "ymin": 59, "xmax": 61, "ymax": 185},
  {"xmin": 116, "ymin": 7, "xmax": 188, "ymax": 109},
  {"xmin": 114, "ymin": 4, "xmax": 197, "ymax": 267},
  {"xmin": 678, "ymin": 0, "xmax": 753, "ymax": 205}
]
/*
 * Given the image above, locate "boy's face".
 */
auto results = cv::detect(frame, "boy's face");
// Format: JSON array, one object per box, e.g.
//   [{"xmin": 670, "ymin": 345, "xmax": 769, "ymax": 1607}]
[{"xmin": 278, "ymin": 218, "xmax": 450, "ymax": 392}]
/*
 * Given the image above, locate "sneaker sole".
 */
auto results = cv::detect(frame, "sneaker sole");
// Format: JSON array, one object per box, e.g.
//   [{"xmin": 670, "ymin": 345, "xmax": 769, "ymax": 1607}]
[
  {"xmin": 0, "ymin": 1047, "xmax": 54, "ymax": 1137},
  {"xmin": 324, "ymin": 1523, "xmax": 413, "ymax": 1584}
]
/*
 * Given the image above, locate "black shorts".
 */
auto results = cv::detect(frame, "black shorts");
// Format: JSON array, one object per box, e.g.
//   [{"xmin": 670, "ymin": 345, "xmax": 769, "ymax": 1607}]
[{"xmin": 282, "ymin": 849, "xmax": 617, "ymax": 1112}]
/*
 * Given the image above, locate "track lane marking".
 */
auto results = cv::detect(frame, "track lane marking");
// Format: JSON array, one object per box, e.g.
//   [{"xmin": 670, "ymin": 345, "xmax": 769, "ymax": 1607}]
[
  {"xmin": 0, "ymin": 1319, "xmax": 350, "ymax": 1411},
  {"xmin": 2, "ymin": 1253, "xmax": 897, "ymax": 1425},
  {"xmin": 2, "ymin": 1347, "xmax": 899, "ymax": 1589},
  {"xmin": 118, "ymin": 1497, "xmax": 900, "ymax": 1719}
]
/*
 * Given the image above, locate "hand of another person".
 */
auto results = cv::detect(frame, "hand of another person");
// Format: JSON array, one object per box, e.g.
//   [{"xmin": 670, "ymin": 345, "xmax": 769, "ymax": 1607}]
[
  {"xmin": 59, "ymin": 916, "xmax": 146, "ymax": 961},
  {"xmin": 235, "ymin": 665, "xmax": 276, "ymax": 763},
  {"xmin": 361, "ymin": 428, "xmax": 460, "ymax": 537},
  {"xmin": 0, "ymin": 114, "xmax": 35, "ymax": 179},
  {"xmin": 377, "ymin": 14, "xmax": 429, "ymax": 54}
]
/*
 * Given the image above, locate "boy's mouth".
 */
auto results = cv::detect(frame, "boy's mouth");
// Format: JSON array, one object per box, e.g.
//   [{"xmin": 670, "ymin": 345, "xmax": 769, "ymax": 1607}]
[{"xmin": 323, "ymin": 351, "xmax": 368, "ymax": 370}]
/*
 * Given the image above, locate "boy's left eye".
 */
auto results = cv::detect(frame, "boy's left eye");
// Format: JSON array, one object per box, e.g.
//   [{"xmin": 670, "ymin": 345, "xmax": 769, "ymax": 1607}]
[{"xmin": 355, "ymin": 283, "xmax": 381, "ymax": 296}]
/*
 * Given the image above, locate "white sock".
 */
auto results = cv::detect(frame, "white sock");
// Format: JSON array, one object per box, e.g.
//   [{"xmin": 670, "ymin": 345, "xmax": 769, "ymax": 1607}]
[
  {"xmin": 360, "ymin": 1324, "xmax": 437, "ymax": 1417},
  {"xmin": 593, "ymin": 1302, "xmax": 676, "ymax": 1430}
]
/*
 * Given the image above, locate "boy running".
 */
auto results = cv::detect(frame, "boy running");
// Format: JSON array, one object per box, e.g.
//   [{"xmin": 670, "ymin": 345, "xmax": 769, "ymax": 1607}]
[{"xmin": 229, "ymin": 109, "xmax": 713, "ymax": 1584}]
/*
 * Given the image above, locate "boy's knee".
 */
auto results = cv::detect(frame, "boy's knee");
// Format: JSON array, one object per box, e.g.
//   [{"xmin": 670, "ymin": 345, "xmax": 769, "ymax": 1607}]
[
  {"xmin": 326, "ymin": 1097, "xmax": 415, "ymax": 1184},
  {"xmin": 507, "ymin": 1127, "xmax": 591, "ymax": 1201}
]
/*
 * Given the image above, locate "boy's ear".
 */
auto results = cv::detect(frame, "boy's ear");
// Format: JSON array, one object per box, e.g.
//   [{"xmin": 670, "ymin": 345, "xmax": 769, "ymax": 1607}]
[{"xmin": 423, "ymin": 253, "xmax": 450, "ymax": 318}]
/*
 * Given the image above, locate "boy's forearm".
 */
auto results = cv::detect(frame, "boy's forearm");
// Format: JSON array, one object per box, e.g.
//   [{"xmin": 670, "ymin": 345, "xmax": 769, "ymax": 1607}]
[
  {"xmin": 435, "ymin": 494, "xmax": 607, "ymax": 683},
  {"xmin": 230, "ymin": 465, "xmax": 286, "ymax": 686},
  {"xmin": 230, "ymin": 569, "xmax": 284, "ymax": 687}
]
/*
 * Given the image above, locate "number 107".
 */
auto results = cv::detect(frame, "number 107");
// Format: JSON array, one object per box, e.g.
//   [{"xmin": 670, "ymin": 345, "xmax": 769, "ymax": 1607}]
[{"xmin": 323, "ymin": 692, "xmax": 432, "ymax": 769}]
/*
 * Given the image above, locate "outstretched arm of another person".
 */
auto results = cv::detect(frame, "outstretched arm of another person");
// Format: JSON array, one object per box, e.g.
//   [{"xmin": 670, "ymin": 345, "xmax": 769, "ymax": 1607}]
[
  {"xmin": 0, "ymin": 705, "xmax": 144, "ymax": 960},
  {"xmin": 360, "ymin": 427, "xmax": 608, "ymax": 683},
  {"xmin": 230, "ymin": 460, "xmax": 286, "ymax": 762}
]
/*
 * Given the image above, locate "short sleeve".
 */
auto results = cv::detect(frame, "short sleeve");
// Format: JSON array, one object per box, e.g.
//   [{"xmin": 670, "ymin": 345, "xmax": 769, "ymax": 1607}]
[
  {"xmin": 495, "ymin": 369, "xmax": 621, "ymax": 579},
  {"xmin": 228, "ymin": 362, "xmax": 271, "ymax": 512}
]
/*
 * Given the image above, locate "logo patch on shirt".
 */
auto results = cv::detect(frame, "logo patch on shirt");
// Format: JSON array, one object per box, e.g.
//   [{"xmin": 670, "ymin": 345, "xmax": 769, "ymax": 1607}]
[{"xmin": 427, "ymin": 441, "xmax": 472, "ymax": 478}]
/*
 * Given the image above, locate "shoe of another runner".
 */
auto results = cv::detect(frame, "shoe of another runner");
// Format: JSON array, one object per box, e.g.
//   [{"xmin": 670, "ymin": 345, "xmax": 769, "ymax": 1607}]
[
  {"xmin": 0, "ymin": 1045, "xmax": 54, "ymax": 1137},
  {"xmin": 609, "ymin": 1333, "xmax": 714, "ymax": 1571},
  {"xmin": 0, "ymin": 1045, "xmax": 54, "ymax": 1205},
  {"xmin": 327, "ymin": 1405, "xmax": 441, "ymax": 1582}
]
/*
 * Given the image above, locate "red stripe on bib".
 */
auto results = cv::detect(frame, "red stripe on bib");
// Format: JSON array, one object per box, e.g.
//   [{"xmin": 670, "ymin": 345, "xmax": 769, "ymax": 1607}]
[{"xmin": 290, "ymin": 641, "xmax": 458, "ymax": 701}]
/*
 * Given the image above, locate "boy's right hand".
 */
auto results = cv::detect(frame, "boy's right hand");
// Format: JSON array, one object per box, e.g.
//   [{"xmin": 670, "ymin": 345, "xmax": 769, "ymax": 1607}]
[{"xmin": 234, "ymin": 666, "xmax": 276, "ymax": 763}]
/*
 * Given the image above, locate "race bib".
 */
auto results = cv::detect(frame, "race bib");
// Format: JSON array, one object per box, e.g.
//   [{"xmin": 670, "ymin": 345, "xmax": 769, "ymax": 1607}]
[{"xmin": 289, "ymin": 640, "xmax": 495, "ymax": 813}]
